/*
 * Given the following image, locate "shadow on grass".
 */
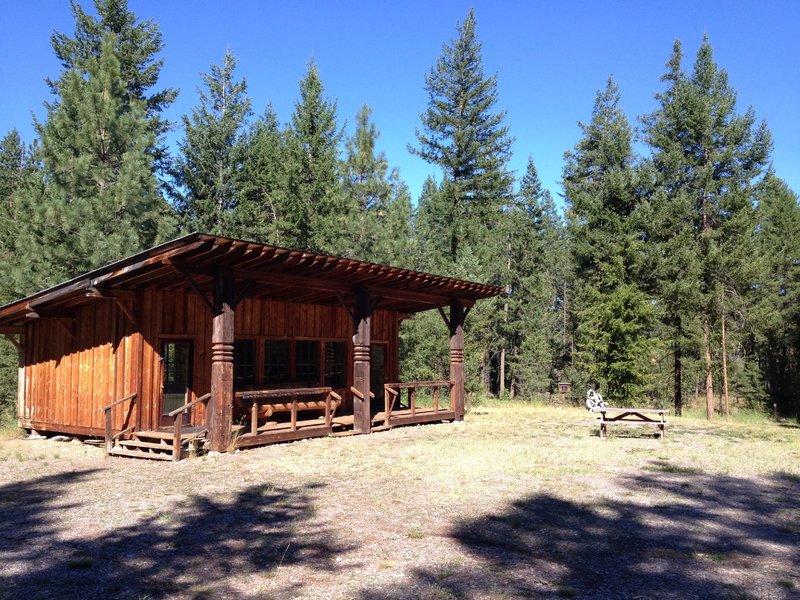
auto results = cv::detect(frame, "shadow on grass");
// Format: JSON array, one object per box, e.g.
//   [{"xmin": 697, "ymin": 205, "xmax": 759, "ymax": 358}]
[
  {"xmin": 0, "ymin": 469, "xmax": 353, "ymax": 599},
  {"xmin": 361, "ymin": 469, "xmax": 800, "ymax": 599}
]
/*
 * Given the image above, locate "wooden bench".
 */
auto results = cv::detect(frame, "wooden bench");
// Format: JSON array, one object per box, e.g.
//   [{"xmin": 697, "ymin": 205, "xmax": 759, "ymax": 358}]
[
  {"xmin": 235, "ymin": 387, "xmax": 342, "ymax": 435},
  {"xmin": 591, "ymin": 407, "xmax": 669, "ymax": 439}
]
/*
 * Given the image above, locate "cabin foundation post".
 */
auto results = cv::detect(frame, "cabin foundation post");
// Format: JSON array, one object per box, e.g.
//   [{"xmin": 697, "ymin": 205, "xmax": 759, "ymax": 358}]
[
  {"xmin": 209, "ymin": 268, "xmax": 235, "ymax": 452},
  {"xmin": 449, "ymin": 299, "xmax": 466, "ymax": 421},
  {"xmin": 352, "ymin": 287, "xmax": 372, "ymax": 434}
]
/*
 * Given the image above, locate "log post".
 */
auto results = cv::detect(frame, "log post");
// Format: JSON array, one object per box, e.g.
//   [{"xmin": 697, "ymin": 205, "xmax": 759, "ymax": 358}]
[
  {"xmin": 352, "ymin": 287, "xmax": 372, "ymax": 434},
  {"xmin": 449, "ymin": 299, "xmax": 466, "ymax": 421},
  {"xmin": 208, "ymin": 268, "xmax": 235, "ymax": 452}
]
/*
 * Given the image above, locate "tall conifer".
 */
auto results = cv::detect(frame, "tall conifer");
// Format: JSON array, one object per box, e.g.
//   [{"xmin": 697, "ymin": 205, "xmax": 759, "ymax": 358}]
[
  {"xmin": 49, "ymin": 0, "xmax": 177, "ymax": 180},
  {"xmin": 643, "ymin": 38, "xmax": 772, "ymax": 417},
  {"xmin": 564, "ymin": 78, "xmax": 654, "ymax": 405},
  {"xmin": 174, "ymin": 49, "xmax": 251, "ymax": 235},
  {"xmin": 14, "ymin": 35, "xmax": 168, "ymax": 292},
  {"xmin": 410, "ymin": 8, "xmax": 513, "ymax": 267}
]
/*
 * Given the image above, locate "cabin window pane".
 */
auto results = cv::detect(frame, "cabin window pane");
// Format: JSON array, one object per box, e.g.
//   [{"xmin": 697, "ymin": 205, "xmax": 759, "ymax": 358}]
[
  {"xmin": 324, "ymin": 341, "xmax": 345, "ymax": 388},
  {"xmin": 295, "ymin": 340, "xmax": 319, "ymax": 383},
  {"xmin": 264, "ymin": 340, "xmax": 290, "ymax": 385},
  {"xmin": 234, "ymin": 339, "xmax": 257, "ymax": 388}
]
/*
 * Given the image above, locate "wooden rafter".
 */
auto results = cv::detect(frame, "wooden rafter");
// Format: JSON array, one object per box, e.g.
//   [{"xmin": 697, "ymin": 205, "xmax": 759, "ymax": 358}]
[{"xmin": 3, "ymin": 333, "xmax": 23, "ymax": 352}]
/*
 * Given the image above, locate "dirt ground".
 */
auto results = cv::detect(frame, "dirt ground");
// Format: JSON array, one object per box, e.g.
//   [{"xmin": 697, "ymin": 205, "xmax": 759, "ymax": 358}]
[{"xmin": 0, "ymin": 404, "xmax": 798, "ymax": 599}]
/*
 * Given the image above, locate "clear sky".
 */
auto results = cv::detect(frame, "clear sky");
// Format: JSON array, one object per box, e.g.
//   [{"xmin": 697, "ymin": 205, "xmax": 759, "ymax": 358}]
[{"xmin": 1, "ymin": 0, "xmax": 798, "ymax": 207}]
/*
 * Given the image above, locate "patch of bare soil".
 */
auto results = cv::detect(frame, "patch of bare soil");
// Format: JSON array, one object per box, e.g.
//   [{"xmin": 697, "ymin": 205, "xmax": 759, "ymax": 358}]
[{"xmin": 0, "ymin": 408, "xmax": 798, "ymax": 599}]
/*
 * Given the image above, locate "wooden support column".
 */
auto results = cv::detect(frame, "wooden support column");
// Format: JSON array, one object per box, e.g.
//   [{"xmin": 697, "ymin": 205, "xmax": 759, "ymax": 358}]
[
  {"xmin": 208, "ymin": 268, "xmax": 235, "ymax": 452},
  {"xmin": 449, "ymin": 299, "xmax": 466, "ymax": 421},
  {"xmin": 352, "ymin": 287, "xmax": 372, "ymax": 434}
]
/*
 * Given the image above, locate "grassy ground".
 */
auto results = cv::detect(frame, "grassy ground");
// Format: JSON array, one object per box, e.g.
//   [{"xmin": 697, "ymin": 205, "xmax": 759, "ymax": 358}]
[{"xmin": 0, "ymin": 403, "xmax": 798, "ymax": 599}]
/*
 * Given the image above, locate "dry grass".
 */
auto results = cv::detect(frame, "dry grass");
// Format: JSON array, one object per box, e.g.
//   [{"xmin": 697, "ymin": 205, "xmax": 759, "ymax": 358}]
[{"xmin": 0, "ymin": 403, "xmax": 798, "ymax": 599}]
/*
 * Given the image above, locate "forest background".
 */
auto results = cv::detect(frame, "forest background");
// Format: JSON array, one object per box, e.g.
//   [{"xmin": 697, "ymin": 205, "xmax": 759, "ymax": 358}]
[{"xmin": 0, "ymin": 0, "xmax": 797, "ymax": 422}]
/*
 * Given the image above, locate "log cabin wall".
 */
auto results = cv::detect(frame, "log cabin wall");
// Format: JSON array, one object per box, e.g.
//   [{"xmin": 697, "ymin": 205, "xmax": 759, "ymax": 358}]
[
  {"xmin": 20, "ymin": 300, "xmax": 139, "ymax": 436},
  {"xmin": 19, "ymin": 289, "xmax": 400, "ymax": 435}
]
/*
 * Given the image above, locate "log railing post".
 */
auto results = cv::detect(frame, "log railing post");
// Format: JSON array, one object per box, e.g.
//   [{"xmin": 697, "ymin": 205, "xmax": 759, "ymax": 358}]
[
  {"xmin": 352, "ymin": 287, "xmax": 372, "ymax": 434},
  {"xmin": 410, "ymin": 387, "xmax": 416, "ymax": 416},
  {"xmin": 251, "ymin": 401, "xmax": 259, "ymax": 435},
  {"xmin": 173, "ymin": 413, "xmax": 182, "ymax": 462},
  {"xmin": 449, "ymin": 299, "xmax": 466, "ymax": 421},
  {"xmin": 209, "ymin": 268, "xmax": 235, "ymax": 452}
]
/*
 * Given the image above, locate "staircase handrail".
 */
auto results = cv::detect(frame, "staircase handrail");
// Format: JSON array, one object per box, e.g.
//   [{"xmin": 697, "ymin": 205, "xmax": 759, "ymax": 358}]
[{"xmin": 100, "ymin": 392, "xmax": 137, "ymax": 453}]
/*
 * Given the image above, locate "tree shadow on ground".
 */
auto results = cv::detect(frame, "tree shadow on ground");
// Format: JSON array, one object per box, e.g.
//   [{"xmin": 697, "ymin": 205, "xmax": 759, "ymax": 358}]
[
  {"xmin": 0, "ymin": 469, "xmax": 353, "ymax": 599},
  {"xmin": 361, "ymin": 465, "xmax": 799, "ymax": 599}
]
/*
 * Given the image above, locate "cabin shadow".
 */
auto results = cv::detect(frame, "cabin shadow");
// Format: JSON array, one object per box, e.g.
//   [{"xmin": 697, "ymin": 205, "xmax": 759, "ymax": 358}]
[
  {"xmin": 360, "ymin": 466, "xmax": 800, "ymax": 599},
  {"xmin": 0, "ymin": 469, "xmax": 353, "ymax": 599}
]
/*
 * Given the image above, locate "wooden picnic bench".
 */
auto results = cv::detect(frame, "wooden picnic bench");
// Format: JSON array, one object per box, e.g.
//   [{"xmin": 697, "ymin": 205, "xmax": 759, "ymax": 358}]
[{"xmin": 591, "ymin": 407, "xmax": 669, "ymax": 439}]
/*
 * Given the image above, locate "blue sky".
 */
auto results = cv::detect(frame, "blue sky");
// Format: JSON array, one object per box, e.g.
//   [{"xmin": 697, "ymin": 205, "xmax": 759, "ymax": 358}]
[{"xmin": 1, "ymin": 0, "xmax": 798, "ymax": 207}]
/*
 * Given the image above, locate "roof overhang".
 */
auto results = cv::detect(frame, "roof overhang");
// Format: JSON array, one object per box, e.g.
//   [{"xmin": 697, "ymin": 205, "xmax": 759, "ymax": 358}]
[{"xmin": 0, "ymin": 233, "xmax": 503, "ymax": 326}]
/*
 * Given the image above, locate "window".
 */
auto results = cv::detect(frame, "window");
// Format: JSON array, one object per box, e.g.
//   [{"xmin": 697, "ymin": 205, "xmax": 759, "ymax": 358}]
[
  {"xmin": 324, "ymin": 341, "xmax": 346, "ymax": 388},
  {"xmin": 295, "ymin": 340, "xmax": 319, "ymax": 383},
  {"xmin": 264, "ymin": 340, "xmax": 290, "ymax": 385},
  {"xmin": 234, "ymin": 339, "xmax": 257, "ymax": 388}
]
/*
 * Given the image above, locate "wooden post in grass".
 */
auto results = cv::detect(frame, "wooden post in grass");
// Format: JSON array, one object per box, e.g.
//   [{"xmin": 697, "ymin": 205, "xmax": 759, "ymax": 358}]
[
  {"xmin": 352, "ymin": 287, "xmax": 372, "ymax": 434},
  {"xmin": 449, "ymin": 299, "xmax": 466, "ymax": 421},
  {"xmin": 209, "ymin": 268, "xmax": 235, "ymax": 452}
]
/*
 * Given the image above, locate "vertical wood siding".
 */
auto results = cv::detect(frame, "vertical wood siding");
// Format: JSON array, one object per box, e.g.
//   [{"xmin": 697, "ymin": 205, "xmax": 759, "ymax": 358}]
[{"xmin": 20, "ymin": 291, "xmax": 402, "ymax": 435}]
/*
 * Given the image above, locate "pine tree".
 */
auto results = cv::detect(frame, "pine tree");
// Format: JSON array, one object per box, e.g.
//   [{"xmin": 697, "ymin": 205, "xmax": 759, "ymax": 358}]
[
  {"xmin": 409, "ymin": 8, "xmax": 513, "ymax": 267},
  {"xmin": 174, "ymin": 49, "xmax": 251, "ymax": 235},
  {"xmin": 0, "ymin": 130, "xmax": 28, "ymax": 301},
  {"xmin": 236, "ymin": 105, "xmax": 289, "ymax": 243},
  {"xmin": 564, "ymin": 77, "xmax": 654, "ymax": 405},
  {"xmin": 49, "ymin": 0, "xmax": 177, "ymax": 179},
  {"xmin": 284, "ymin": 59, "xmax": 345, "ymax": 254},
  {"xmin": 752, "ymin": 174, "xmax": 800, "ymax": 418},
  {"xmin": 342, "ymin": 104, "xmax": 393, "ymax": 261},
  {"xmin": 13, "ymin": 34, "xmax": 169, "ymax": 293},
  {"xmin": 504, "ymin": 157, "xmax": 565, "ymax": 397},
  {"xmin": 642, "ymin": 38, "xmax": 772, "ymax": 417}
]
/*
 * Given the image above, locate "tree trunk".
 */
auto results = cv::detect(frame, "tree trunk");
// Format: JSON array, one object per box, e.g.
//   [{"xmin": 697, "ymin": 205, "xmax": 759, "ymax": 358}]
[
  {"xmin": 673, "ymin": 345, "xmax": 683, "ymax": 416},
  {"xmin": 703, "ymin": 318, "xmax": 714, "ymax": 420},
  {"xmin": 499, "ymin": 347, "xmax": 506, "ymax": 396},
  {"xmin": 721, "ymin": 311, "xmax": 730, "ymax": 418}
]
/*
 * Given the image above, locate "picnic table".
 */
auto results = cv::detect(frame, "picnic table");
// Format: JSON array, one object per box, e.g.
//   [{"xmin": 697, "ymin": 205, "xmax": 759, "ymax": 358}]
[{"xmin": 591, "ymin": 407, "xmax": 669, "ymax": 439}]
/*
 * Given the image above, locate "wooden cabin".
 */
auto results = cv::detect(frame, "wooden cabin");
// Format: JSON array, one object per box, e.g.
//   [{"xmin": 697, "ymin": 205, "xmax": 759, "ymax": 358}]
[{"xmin": 0, "ymin": 234, "xmax": 501, "ymax": 460}]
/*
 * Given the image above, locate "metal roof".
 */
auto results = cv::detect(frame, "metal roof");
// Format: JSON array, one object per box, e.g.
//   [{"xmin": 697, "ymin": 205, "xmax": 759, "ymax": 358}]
[{"xmin": 0, "ymin": 233, "xmax": 503, "ymax": 326}]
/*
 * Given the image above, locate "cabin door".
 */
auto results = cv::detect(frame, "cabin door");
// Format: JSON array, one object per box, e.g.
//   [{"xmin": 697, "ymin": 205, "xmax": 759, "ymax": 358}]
[
  {"xmin": 160, "ymin": 340, "xmax": 192, "ymax": 428},
  {"xmin": 370, "ymin": 344, "xmax": 386, "ymax": 412}
]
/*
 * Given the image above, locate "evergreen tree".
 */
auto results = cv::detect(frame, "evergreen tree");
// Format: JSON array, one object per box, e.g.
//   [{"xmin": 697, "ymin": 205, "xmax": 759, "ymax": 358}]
[
  {"xmin": 504, "ymin": 157, "xmax": 565, "ymax": 397},
  {"xmin": 642, "ymin": 38, "xmax": 772, "ymax": 417},
  {"xmin": 49, "ymin": 0, "xmax": 177, "ymax": 179},
  {"xmin": 236, "ymin": 105, "xmax": 289, "ymax": 243},
  {"xmin": 413, "ymin": 176, "xmax": 450, "ymax": 272},
  {"xmin": 13, "ymin": 34, "xmax": 169, "ymax": 292},
  {"xmin": 752, "ymin": 174, "xmax": 800, "ymax": 418},
  {"xmin": 376, "ymin": 175, "xmax": 415, "ymax": 268},
  {"xmin": 564, "ymin": 78, "xmax": 654, "ymax": 405},
  {"xmin": 342, "ymin": 104, "xmax": 392, "ymax": 261},
  {"xmin": 0, "ymin": 130, "xmax": 28, "ymax": 301},
  {"xmin": 174, "ymin": 49, "xmax": 251, "ymax": 235},
  {"xmin": 409, "ymin": 8, "xmax": 513, "ymax": 267},
  {"xmin": 0, "ymin": 130, "xmax": 35, "ymax": 423},
  {"xmin": 284, "ymin": 59, "xmax": 345, "ymax": 253}
]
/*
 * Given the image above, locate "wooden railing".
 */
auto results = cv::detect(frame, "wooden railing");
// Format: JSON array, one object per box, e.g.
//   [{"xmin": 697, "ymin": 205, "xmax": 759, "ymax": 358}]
[
  {"xmin": 236, "ymin": 387, "xmax": 342, "ymax": 435},
  {"xmin": 382, "ymin": 380, "xmax": 453, "ymax": 427},
  {"xmin": 100, "ymin": 392, "xmax": 137, "ymax": 453},
  {"xmin": 167, "ymin": 393, "xmax": 211, "ymax": 462}
]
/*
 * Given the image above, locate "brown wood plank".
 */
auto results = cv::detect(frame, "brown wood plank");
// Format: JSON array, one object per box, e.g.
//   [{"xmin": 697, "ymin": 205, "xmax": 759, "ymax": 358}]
[{"xmin": 234, "ymin": 425, "xmax": 332, "ymax": 449}]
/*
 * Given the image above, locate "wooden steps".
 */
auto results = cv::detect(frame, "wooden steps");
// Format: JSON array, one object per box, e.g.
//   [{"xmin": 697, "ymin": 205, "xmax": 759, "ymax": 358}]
[
  {"xmin": 107, "ymin": 427, "xmax": 209, "ymax": 461},
  {"xmin": 106, "ymin": 447, "xmax": 174, "ymax": 461}
]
